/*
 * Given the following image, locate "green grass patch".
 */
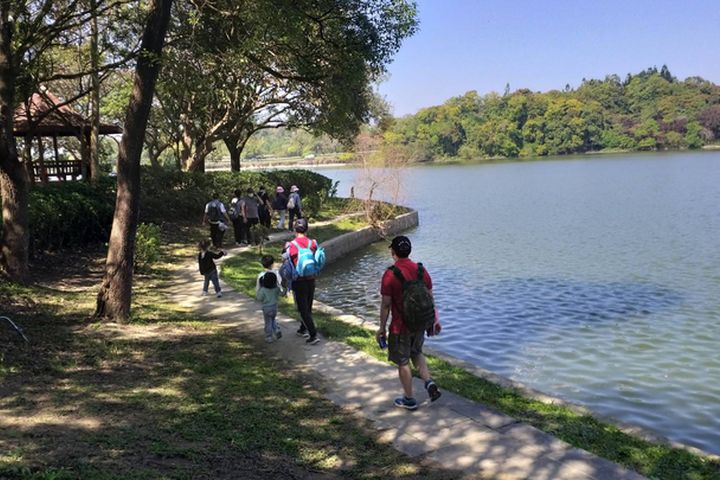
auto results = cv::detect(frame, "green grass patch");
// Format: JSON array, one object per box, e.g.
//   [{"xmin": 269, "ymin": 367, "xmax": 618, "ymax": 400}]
[{"xmin": 222, "ymin": 245, "xmax": 720, "ymax": 480}]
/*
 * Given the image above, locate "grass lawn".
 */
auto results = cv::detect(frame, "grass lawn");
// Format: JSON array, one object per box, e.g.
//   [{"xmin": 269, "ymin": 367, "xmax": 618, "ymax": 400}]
[
  {"xmin": 0, "ymin": 227, "xmax": 461, "ymax": 479},
  {"xmin": 222, "ymin": 231, "xmax": 720, "ymax": 480}
]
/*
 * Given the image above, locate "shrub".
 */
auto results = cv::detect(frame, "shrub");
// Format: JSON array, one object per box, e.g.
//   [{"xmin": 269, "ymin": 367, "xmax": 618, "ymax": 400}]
[
  {"xmin": 134, "ymin": 223, "xmax": 161, "ymax": 272},
  {"xmin": 29, "ymin": 178, "xmax": 116, "ymax": 252},
  {"xmin": 19, "ymin": 168, "xmax": 333, "ymax": 255}
]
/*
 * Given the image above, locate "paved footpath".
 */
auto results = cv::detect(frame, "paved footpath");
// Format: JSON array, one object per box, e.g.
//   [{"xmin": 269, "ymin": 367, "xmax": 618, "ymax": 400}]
[{"xmin": 166, "ymin": 235, "xmax": 646, "ymax": 480}]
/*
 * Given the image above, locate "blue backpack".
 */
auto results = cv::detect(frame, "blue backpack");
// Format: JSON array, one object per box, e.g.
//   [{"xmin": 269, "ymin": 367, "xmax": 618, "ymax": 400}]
[{"xmin": 291, "ymin": 239, "xmax": 325, "ymax": 278}]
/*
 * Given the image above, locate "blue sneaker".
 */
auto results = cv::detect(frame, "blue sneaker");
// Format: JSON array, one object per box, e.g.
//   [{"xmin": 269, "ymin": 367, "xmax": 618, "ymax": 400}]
[
  {"xmin": 393, "ymin": 396, "xmax": 418, "ymax": 411},
  {"xmin": 425, "ymin": 380, "xmax": 441, "ymax": 402}
]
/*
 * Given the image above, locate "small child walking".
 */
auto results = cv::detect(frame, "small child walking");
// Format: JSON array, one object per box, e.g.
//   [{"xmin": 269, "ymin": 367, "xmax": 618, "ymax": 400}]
[
  {"xmin": 198, "ymin": 239, "xmax": 224, "ymax": 297},
  {"xmin": 257, "ymin": 271, "xmax": 282, "ymax": 342},
  {"xmin": 256, "ymin": 255, "xmax": 283, "ymax": 293}
]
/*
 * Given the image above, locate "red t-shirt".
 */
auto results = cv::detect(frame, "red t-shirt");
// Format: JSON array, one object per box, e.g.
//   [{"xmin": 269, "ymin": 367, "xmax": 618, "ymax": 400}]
[{"xmin": 380, "ymin": 258, "xmax": 433, "ymax": 334}]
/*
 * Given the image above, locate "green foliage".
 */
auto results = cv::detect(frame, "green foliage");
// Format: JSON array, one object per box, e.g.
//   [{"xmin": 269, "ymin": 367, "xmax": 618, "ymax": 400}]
[
  {"xmin": 243, "ymin": 128, "xmax": 344, "ymax": 159},
  {"xmin": 248, "ymin": 223, "xmax": 270, "ymax": 251},
  {"xmin": 383, "ymin": 67, "xmax": 720, "ymax": 160},
  {"xmin": 28, "ymin": 178, "xmax": 117, "ymax": 252},
  {"xmin": 23, "ymin": 169, "xmax": 332, "ymax": 255},
  {"xmin": 134, "ymin": 223, "xmax": 162, "ymax": 272}
]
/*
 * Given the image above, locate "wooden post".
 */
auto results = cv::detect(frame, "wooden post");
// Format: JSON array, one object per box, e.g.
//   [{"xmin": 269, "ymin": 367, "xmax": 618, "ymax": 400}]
[
  {"xmin": 37, "ymin": 135, "xmax": 48, "ymax": 184},
  {"xmin": 53, "ymin": 135, "xmax": 62, "ymax": 181}
]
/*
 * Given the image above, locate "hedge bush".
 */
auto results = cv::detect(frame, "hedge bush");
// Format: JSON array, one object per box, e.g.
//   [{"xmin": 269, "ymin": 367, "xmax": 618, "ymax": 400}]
[{"xmin": 20, "ymin": 168, "xmax": 332, "ymax": 254}]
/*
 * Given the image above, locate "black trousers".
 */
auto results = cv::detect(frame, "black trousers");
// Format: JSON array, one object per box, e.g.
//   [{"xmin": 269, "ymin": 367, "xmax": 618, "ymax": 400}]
[
  {"xmin": 209, "ymin": 222, "xmax": 224, "ymax": 248},
  {"xmin": 293, "ymin": 278, "xmax": 316, "ymax": 338},
  {"xmin": 288, "ymin": 208, "xmax": 302, "ymax": 231},
  {"xmin": 259, "ymin": 206, "xmax": 272, "ymax": 228},
  {"xmin": 232, "ymin": 218, "xmax": 244, "ymax": 244}
]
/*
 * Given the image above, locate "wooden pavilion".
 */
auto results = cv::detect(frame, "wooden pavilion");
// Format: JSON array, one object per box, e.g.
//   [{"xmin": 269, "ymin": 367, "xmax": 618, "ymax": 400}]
[{"xmin": 13, "ymin": 90, "xmax": 122, "ymax": 183}]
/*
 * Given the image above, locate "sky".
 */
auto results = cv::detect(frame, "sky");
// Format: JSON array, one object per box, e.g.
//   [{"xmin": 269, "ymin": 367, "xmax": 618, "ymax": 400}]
[{"xmin": 378, "ymin": 0, "xmax": 720, "ymax": 116}]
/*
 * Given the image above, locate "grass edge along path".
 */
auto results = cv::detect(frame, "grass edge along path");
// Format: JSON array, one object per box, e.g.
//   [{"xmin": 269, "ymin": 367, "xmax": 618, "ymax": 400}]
[{"xmin": 222, "ymin": 237, "xmax": 720, "ymax": 480}]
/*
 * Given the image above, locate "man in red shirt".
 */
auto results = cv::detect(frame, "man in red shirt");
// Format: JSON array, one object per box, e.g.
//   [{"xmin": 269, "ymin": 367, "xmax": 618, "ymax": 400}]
[
  {"xmin": 377, "ymin": 236, "xmax": 442, "ymax": 410},
  {"xmin": 284, "ymin": 218, "xmax": 320, "ymax": 345}
]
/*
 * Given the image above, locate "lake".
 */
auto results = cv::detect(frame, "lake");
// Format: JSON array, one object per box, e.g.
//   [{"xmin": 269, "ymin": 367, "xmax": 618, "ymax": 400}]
[{"xmin": 312, "ymin": 151, "xmax": 720, "ymax": 454}]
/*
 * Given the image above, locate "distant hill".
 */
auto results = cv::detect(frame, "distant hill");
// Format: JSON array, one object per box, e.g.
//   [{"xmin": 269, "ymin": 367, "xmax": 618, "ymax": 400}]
[{"xmin": 381, "ymin": 66, "xmax": 720, "ymax": 161}]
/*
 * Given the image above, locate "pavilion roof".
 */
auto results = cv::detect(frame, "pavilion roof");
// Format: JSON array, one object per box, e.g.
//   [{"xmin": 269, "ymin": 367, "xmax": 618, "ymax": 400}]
[{"xmin": 13, "ymin": 90, "xmax": 122, "ymax": 137}]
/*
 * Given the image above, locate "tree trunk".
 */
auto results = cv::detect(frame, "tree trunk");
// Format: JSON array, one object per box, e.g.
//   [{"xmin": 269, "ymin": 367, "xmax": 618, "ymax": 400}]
[
  {"xmin": 179, "ymin": 127, "xmax": 192, "ymax": 169},
  {"xmin": 225, "ymin": 137, "xmax": 241, "ymax": 171},
  {"xmin": 224, "ymin": 133, "xmax": 252, "ymax": 172},
  {"xmin": 0, "ymin": 9, "xmax": 30, "ymax": 281},
  {"xmin": 148, "ymin": 145, "xmax": 161, "ymax": 168},
  {"xmin": 95, "ymin": 0, "xmax": 173, "ymax": 321},
  {"xmin": 89, "ymin": 0, "xmax": 101, "ymax": 182},
  {"xmin": 186, "ymin": 136, "xmax": 211, "ymax": 172}
]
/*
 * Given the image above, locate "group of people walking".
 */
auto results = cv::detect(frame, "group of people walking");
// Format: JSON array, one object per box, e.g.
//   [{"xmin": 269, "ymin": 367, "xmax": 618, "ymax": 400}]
[
  {"xmin": 202, "ymin": 185, "xmax": 303, "ymax": 248},
  {"xmin": 198, "ymin": 188, "xmax": 443, "ymax": 411}
]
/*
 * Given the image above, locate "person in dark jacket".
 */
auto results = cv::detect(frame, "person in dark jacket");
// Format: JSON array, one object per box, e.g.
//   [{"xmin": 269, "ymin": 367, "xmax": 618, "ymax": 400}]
[
  {"xmin": 273, "ymin": 186, "xmax": 289, "ymax": 229},
  {"xmin": 198, "ymin": 239, "xmax": 224, "ymax": 298},
  {"xmin": 257, "ymin": 186, "xmax": 272, "ymax": 228}
]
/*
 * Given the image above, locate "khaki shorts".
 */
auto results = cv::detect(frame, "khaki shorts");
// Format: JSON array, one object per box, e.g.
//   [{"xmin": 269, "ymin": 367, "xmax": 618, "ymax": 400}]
[{"xmin": 388, "ymin": 331, "xmax": 425, "ymax": 366}]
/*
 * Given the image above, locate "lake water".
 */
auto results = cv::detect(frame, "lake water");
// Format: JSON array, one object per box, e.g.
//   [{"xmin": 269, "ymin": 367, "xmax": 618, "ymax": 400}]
[{"xmin": 312, "ymin": 151, "xmax": 720, "ymax": 454}]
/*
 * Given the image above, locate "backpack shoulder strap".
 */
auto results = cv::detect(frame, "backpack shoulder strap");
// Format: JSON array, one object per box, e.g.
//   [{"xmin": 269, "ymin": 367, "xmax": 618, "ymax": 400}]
[
  {"xmin": 416, "ymin": 262, "xmax": 425, "ymax": 280},
  {"xmin": 388, "ymin": 265, "xmax": 407, "ymax": 284}
]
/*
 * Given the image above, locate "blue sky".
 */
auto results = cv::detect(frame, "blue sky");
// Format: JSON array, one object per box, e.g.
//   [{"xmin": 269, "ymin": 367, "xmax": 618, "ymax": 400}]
[{"xmin": 378, "ymin": 0, "xmax": 720, "ymax": 116}]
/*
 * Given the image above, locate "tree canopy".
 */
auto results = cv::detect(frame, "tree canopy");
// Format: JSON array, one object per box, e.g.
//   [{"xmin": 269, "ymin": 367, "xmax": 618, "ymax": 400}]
[{"xmin": 383, "ymin": 66, "xmax": 720, "ymax": 161}]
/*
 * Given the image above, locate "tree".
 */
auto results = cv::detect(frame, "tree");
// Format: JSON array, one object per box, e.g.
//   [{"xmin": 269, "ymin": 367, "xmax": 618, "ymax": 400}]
[
  {"xmin": 153, "ymin": 0, "xmax": 418, "ymax": 172},
  {"xmin": 95, "ymin": 0, "xmax": 172, "ymax": 320},
  {"xmin": 0, "ymin": 0, "xmax": 139, "ymax": 281},
  {"xmin": 699, "ymin": 105, "xmax": 720, "ymax": 139},
  {"xmin": 1, "ymin": 1, "xmax": 102, "ymax": 280}
]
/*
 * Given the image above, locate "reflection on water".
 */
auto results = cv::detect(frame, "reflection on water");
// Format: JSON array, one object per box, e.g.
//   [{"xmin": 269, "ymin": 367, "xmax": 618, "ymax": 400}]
[{"xmin": 315, "ymin": 152, "xmax": 720, "ymax": 454}]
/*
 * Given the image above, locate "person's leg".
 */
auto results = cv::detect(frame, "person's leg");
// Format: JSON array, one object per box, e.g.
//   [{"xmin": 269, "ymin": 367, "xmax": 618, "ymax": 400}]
[
  {"xmin": 411, "ymin": 338, "xmax": 441, "ymax": 402},
  {"xmin": 263, "ymin": 307, "xmax": 274, "ymax": 339},
  {"xmin": 388, "ymin": 333, "xmax": 417, "ymax": 409},
  {"xmin": 398, "ymin": 363, "xmax": 414, "ymax": 398},
  {"xmin": 210, "ymin": 224, "xmax": 220, "ymax": 247},
  {"xmin": 218, "ymin": 226, "xmax": 225, "ymax": 248},
  {"xmin": 233, "ymin": 219, "xmax": 243, "ymax": 244},
  {"xmin": 202, "ymin": 274, "xmax": 210, "ymax": 293},
  {"xmin": 288, "ymin": 209, "xmax": 295, "ymax": 231},
  {"xmin": 411, "ymin": 353, "xmax": 431, "ymax": 382},
  {"xmin": 278, "ymin": 209, "xmax": 285, "ymax": 229},
  {"xmin": 270, "ymin": 307, "xmax": 281, "ymax": 338},
  {"xmin": 210, "ymin": 270, "xmax": 221, "ymax": 294},
  {"xmin": 293, "ymin": 280, "xmax": 317, "ymax": 339},
  {"xmin": 242, "ymin": 220, "xmax": 250, "ymax": 244}
]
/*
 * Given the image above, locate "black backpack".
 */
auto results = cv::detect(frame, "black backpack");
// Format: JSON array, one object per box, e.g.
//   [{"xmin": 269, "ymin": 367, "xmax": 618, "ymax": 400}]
[
  {"xmin": 207, "ymin": 201, "xmax": 221, "ymax": 222},
  {"xmin": 389, "ymin": 263, "xmax": 435, "ymax": 332}
]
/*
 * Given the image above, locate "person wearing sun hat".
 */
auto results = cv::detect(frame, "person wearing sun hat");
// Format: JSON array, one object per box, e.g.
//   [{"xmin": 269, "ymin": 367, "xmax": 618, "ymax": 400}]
[
  {"xmin": 377, "ymin": 235, "xmax": 442, "ymax": 410},
  {"xmin": 272, "ymin": 186, "xmax": 288, "ymax": 229},
  {"xmin": 287, "ymin": 185, "xmax": 302, "ymax": 232}
]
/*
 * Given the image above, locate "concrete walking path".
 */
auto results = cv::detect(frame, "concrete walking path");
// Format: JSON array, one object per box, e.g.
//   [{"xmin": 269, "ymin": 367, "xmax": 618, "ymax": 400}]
[{"xmin": 166, "ymin": 235, "xmax": 645, "ymax": 480}]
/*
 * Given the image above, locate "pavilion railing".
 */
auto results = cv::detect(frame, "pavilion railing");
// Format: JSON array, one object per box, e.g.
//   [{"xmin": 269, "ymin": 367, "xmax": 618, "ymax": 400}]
[{"xmin": 33, "ymin": 160, "xmax": 82, "ymax": 182}]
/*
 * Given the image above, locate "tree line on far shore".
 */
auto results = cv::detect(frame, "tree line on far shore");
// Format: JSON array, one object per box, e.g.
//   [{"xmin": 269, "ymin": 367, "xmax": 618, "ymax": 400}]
[{"xmin": 381, "ymin": 66, "xmax": 720, "ymax": 161}]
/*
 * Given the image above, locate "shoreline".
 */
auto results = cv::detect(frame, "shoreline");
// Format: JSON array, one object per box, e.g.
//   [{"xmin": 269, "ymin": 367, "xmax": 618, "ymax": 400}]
[
  {"xmin": 311, "ymin": 208, "xmax": 719, "ymax": 461},
  {"xmin": 206, "ymin": 147, "xmax": 720, "ymax": 172}
]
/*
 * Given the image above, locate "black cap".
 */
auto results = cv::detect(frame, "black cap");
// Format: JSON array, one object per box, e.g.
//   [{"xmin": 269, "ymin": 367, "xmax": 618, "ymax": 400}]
[
  {"xmin": 389, "ymin": 235, "xmax": 411, "ymax": 257},
  {"xmin": 294, "ymin": 218, "xmax": 308, "ymax": 233}
]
